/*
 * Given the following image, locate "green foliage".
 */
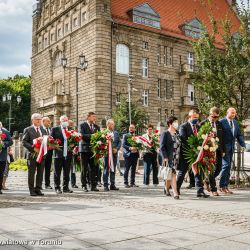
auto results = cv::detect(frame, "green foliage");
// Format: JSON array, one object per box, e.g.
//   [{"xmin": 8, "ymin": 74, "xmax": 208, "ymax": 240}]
[
  {"xmin": 0, "ymin": 75, "xmax": 31, "ymax": 133},
  {"xmin": 9, "ymin": 158, "xmax": 28, "ymax": 171},
  {"xmin": 190, "ymin": 3, "xmax": 250, "ymax": 121},
  {"xmin": 113, "ymin": 96, "xmax": 148, "ymax": 133}
]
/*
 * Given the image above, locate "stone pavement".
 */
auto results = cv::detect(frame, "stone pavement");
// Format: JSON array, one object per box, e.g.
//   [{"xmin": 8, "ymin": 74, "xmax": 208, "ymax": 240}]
[{"xmin": 0, "ymin": 170, "xmax": 250, "ymax": 250}]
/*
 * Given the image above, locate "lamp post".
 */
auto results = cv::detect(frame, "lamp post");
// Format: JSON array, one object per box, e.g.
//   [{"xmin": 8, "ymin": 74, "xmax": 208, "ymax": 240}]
[
  {"xmin": 127, "ymin": 75, "xmax": 133, "ymax": 125},
  {"xmin": 61, "ymin": 53, "xmax": 88, "ymax": 126},
  {"xmin": 2, "ymin": 93, "xmax": 22, "ymax": 132}
]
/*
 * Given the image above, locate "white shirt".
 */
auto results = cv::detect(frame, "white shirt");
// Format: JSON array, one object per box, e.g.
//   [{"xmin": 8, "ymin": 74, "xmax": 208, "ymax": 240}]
[
  {"xmin": 227, "ymin": 117, "xmax": 235, "ymax": 136},
  {"xmin": 33, "ymin": 125, "xmax": 42, "ymax": 136}
]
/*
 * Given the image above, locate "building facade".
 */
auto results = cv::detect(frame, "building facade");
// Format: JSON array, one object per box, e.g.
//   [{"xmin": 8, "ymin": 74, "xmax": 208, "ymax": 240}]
[{"xmin": 31, "ymin": 0, "xmax": 240, "ymax": 126}]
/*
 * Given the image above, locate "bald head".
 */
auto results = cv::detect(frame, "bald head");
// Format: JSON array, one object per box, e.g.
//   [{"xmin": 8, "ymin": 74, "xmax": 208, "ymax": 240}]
[
  {"xmin": 42, "ymin": 117, "xmax": 51, "ymax": 128},
  {"xmin": 227, "ymin": 107, "xmax": 237, "ymax": 120}
]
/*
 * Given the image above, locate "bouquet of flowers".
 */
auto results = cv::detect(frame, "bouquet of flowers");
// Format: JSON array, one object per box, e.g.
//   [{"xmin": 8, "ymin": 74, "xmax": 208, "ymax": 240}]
[
  {"xmin": 47, "ymin": 136, "xmax": 62, "ymax": 150},
  {"xmin": 65, "ymin": 130, "xmax": 82, "ymax": 152},
  {"xmin": 0, "ymin": 132, "xmax": 6, "ymax": 152},
  {"xmin": 90, "ymin": 129, "xmax": 112, "ymax": 167},
  {"xmin": 127, "ymin": 136, "xmax": 146, "ymax": 151},
  {"xmin": 185, "ymin": 122, "xmax": 219, "ymax": 176},
  {"xmin": 148, "ymin": 130, "xmax": 160, "ymax": 152}
]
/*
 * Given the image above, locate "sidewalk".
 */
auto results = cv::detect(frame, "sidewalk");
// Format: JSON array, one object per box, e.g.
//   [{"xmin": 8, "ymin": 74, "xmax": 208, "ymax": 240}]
[{"xmin": 0, "ymin": 170, "xmax": 250, "ymax": 250}]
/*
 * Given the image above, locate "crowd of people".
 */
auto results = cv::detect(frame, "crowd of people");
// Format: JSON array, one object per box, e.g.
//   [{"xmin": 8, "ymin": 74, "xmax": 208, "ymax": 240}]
[{"xmin": 0, "ymin": 107, "xmax": 246, "ymax": 199}]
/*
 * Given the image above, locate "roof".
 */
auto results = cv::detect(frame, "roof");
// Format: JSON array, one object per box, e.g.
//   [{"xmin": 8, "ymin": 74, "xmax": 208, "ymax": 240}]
[{"xmin": 111, "ymin": 0, "xmax": 241, "ymax": 46}]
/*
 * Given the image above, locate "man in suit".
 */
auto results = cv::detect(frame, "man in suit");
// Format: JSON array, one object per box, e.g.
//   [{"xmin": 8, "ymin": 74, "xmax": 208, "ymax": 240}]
[
  {"xmin": 103, "ymin": 119, "xmax": 121, "ymax": 191},
  {"xmin": 177, "ymin": 109, "xmax": 209, "ymax": 198},
  {"xmin": 220, "ymin": 107, "xmax": 246, "ymax": 194},
  {"xmin": 51, "ymin": 115, "xmax": 73, "ymax": 194},
  {"xmin": 79, "ymin": 112, "xmax": 100, "ymax": 192},
  {"xmin": 22, "ymin": 113, "xmax": 46, "ymax": 196},
  {"xmin": 200, "ymin": 107, "xmax": 225, "ymax": 196},
  {"xmin": 0, "ymin": 122, "xmax": 13, "ymax": 194},
  {"xmin": 42, "ymin": 117, "xmax": 53, "ymax": 190},
  {"xmin": 123, "ymin": 124, "xmax": 139, "ymax": 188},
  {"xmin": 68, "ymin": 119, "xmax": 78, "ymax": 189}
]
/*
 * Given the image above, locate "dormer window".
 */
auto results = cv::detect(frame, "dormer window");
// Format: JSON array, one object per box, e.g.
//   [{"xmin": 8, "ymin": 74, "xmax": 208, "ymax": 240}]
[
  {"xmin": 181, "ymin": 18, "xmax": 204, "ymax": 39},
  {"xmin": 129, "ymin": 3, "xmax": 160, "ymax": 29}
]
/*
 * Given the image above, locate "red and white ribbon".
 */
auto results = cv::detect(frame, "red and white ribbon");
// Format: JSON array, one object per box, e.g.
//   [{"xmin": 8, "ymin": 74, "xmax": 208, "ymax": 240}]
[
  {"xmin": 36, "ymin": 136, "xmax": 49, "ymax": 163},
  {"xmin": 107, "ymin": 137, "xmax": 114, "ymax": 172},
  {"xmin": 136, "ymin": 136, "xmax": 152, "ymax": 148}
]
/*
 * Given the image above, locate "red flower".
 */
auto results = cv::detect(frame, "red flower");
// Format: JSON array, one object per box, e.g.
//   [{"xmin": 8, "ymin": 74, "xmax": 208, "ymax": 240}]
[
  {"xmin": 77, "ymin": 156, "xmax": 81, "ymax": 162},
  {"xmin": 154, "ymin": 130, "xmax": 159, "ymax": 134},
  {"xmin": 57, "ymin": 139, "xmax": 62, "ymax": 145},
  {"xmin": 202, "ymin": 161, "xmax": 206, "ymax": 166},
  {"xmin": 1, "ymin": 133, "xmax": 6, "ymax": 140},
  {"xmin": 207, "ymin": 166, "xmax": 212, "ymax": 171}
]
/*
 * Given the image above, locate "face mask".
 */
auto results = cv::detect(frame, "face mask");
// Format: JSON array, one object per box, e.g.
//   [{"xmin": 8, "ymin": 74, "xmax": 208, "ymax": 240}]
[
  {"xmin": 172, "ymin": 122, "xmax": 179, "ymax": 130},
  {"xmin": 191, "ymin": 118, "xmax": 199, "ymax": 125},
  {"xmin": 62, "ymin": 121, "xmax": 69, "ymax": 128}
]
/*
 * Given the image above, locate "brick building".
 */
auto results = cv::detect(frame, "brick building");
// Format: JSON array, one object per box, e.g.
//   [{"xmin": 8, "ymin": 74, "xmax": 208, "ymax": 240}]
[{"xmin": 31, "ymin": 0, "xmax": 240, "ymax": 126}]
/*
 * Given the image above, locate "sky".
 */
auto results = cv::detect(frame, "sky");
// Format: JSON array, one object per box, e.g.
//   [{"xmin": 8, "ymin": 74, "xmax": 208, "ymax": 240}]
[{"xmin": 0, "ymin": 0, "xmax": 248, "ymax": 78}]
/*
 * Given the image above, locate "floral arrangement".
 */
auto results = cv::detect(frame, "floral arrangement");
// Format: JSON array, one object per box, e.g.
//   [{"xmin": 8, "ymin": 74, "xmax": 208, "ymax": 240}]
[
  {"xmin": 127, "ymin": 136, "xmax": 145, "ymax": 151},
  {"xmin": 90, "ymin": 129, "xmax": 112, "ymax": 167},
  {"xmin": 65, "ymin": 130, "xmax": 82, "ymax": 151},
  {"xmin": 185, "ymin": 122, "xmax": 219, "ymax": 175},
  {"xmin": 47, "ymin": 136, "xmax": 62, "ymax": 150},
  {"xmin": 148, "ymin": 130, "xmax": 160, "ymax": 151},
  {"xmin": 0, "ymin": 132, "xmax": 6, "ymax": 152}
]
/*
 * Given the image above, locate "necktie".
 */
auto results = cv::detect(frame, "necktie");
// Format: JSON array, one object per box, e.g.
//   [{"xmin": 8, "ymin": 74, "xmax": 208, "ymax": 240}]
[
  {"xmin": 63, "ymin": 128, "xmax": 68, "ymax": 158},
  {"xmin": 36, "ymin": 127, "xmax": 40, "ymax": 136},
  {"xmin": 230, "ymin": 121, "xmax": 234, "ymax": 135},
  {"xmin": 46, "ymin": 128, "xmax": 49, "ymax": 135},
  {"xmin": 192, "ymin": 125, "xmax": 197, "ymax": 136}
]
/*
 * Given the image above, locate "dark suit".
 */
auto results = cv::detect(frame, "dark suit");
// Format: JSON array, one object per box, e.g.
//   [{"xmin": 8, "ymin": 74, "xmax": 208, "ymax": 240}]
[
  {"xmin": 160, "ymin": 130, "xmax": 175, "ymax": 166},
  {"xmin": 123, "ymin": 133, "xmax": 139, "ymax": 186},
  {"xmin": 200, "ymin": 119, "xmax": 225, "ymax": 192},
  {"xmin": 43, "ymin": 127, "xmax": 53, "ymax": 187},
  {"xmin": 51, "ymin": 126, "xmax": 72, "ymax": 191},
  {"xmin": 78, "ymin": 121, "xmax": 100, "ymax": 189},
  {"xmin": 0, "ymin": 128, "xmax": 13, "ymax": 191},
  {"xmin": 22, "ymin": 126, "xmax": 46, "ymax": 193},
  {"xmin": 103, "ymin": 130, "xmax": 121, "ymax": 188},
  {"xmin": 68, "ymin": 126, "xmax": 77, "ymax": 187},
  {"xmin": 176, "ymin": 122, "xmax": 197, "ymax": 191},
  {"xmin": 220, "ymin": 117, "xmax": 245, "ymax": 188}
]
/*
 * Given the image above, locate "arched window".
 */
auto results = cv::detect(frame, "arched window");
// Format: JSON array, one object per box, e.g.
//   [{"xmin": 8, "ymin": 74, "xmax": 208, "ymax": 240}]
[
  {"xmin": 116, "ymin": 44, "xmax": 129, "ymax": 75},
  {"xmin": 54, "ymin": 51, "xmax": 63, "ymax": 67}
]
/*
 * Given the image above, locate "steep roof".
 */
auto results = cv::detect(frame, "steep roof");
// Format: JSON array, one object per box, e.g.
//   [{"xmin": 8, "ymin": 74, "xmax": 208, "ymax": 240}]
[{"xmin": 111, "ymin": 0, "xmax": 241, "ymax": 46}]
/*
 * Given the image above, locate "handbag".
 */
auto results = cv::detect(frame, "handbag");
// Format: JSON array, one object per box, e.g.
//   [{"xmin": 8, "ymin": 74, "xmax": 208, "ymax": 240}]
[{"xmin": 158, "ymin": 160, "xmax": 173, "ymax": 181}]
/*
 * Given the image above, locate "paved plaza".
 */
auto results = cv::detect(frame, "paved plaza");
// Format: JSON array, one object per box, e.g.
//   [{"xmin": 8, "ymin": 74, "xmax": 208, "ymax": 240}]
[{"xmin": 0, "ymin": 170, "xmax": 250, "ymax": 250}]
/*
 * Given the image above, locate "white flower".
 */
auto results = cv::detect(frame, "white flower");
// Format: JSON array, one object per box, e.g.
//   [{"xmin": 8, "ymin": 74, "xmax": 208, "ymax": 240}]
[
  {"xmin": 204, "ymin": 145, "xmax": 209, "ymax": 150},
  {"xmin": 197, "ymin": 146, "xmax": 202, "ymax": 151},
  {"xmin": 215, "ymin": 137, "xmax": 219, "ymax": 142},
  {"xmin": 212, "ymin": 128, "xmax": 217, "ymax": 132},
  {"xmin": 215, "ymin": 145, "xmax": 219, "ymax": 149},
  {"xmin": 97, "ymin": 141, "xmax": 102, "ymax": 145},
  {"xmin": 102, "ymin": 134, "xmax": 105, "ymax": 138},
  {"xmin": 210, "ymin": 147, "xmax": 215, "ymax": 152},
  {"xmin": 201, "ymin": 134, "xmax": 206, "ymax": 139},
  {"xmin": 210, "ymin": 138, "xmax": 215, "ymax": 143}
]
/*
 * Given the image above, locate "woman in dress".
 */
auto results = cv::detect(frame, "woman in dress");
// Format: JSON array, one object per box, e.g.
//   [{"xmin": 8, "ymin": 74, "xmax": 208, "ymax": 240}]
[{"xmin": 160, "ymin": 116, "xmax": 181, "ymax": 199}]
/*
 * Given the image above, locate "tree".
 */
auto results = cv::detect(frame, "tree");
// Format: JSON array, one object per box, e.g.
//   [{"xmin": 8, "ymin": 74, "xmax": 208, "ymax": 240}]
[
  {"xmin": 0, "ymin": 75, "xmax": 31, "ymax": 134},
  {"xmin": 112, "ymin": 96, "xmax": 148, "ymax": 134},
  {"xmin": 191, "ymin": 0, "xmax": 250, "ymax": 121}
]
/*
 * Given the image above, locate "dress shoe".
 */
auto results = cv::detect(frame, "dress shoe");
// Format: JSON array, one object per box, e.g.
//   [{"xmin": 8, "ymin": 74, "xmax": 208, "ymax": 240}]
[
  {"xmin": 83, "ymin": 187, "xmax": 89, "ymax": 192},
  {"xmin": 30, "ymin": 191, "xmax": 38, "ymax": 196},
  {"xmin": 45, "ymin": 185, "xmax": 53, "ymax": 189},
  {"xmin": 72, "ymin": 184, "xmax": 78, "ymax": 188},
  {"xmin": 0, "ymin": 190, "xmax": 3, "ymax": 195},
  {"xmin": 124, "ymin": 184, "xmax": 130, "ymax": 188},
  {"xmin": 63, "ymin": 189, "xmax": 73, "ymax": 193},
  {"xmin": 91, "ymin": 187, "xmax": 99, "ymax": 192},
  {"xmin": 212, "ymin": 191, "xmax": 219, "ymax": 196},
  {"xmin": 197, "ymin": 192, "xmax": 210, "ymax": 198},
  {"xmin": 130, "ymin": 184, "xmax": 139, "ymax": 188},
  {"xmin": 56, "ymin": 189, "xmax": 62, "ymax": 194},
  {"xmin": 35, "ymin": 190, "xmax": 44, "ymax": 196},
  {"xmin": 110, "ymin": 185, "xmax": 119, "ymax": 191},
  {"xmin": 104, "ymin": 187, "xmax": 110, "ymax": 192},
  {"xmin": 174, "ymin": 195, "xmax": 180, "ymax": 200}
]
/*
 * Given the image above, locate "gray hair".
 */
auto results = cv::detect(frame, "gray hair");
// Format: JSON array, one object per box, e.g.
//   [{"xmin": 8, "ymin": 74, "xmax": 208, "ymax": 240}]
[
  {"xmin": 42, "ymin": 116, "xmax": 50, "ymax": 122},
  {"xmin": 60, "ymin": 115, "xmax": 68, "ymax": 122},
  {"xmin": 106, "ymin": 119, "xmax": 115, "ymax": 126},
  {"xmin": 31, "ymin": 113, "xmax": 42, "ymax": 120}
]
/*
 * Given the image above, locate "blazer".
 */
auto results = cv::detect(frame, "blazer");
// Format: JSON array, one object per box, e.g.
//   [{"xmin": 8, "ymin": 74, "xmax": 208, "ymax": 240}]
[
  {"xmin": 122, "ymin": 133, "xmax": 139, "ymax": 159},
  {"xmin": 0, "ymin": 128, "xmax": 13, "ymax": 162},
  {"xmin": 22, "ymin": 126, "xmax": 46, "ymax": 159},
  {"xmin": 112, "ymin": 130, "xmax": 121, "ymax": 151},
  {"xmin": 200, "ymin": 119, "xmax": 225, "ymax": 154},
  {"xmin": 51, "ymin": 126, "xmax": 72, "ymax": 159},
  {"xmin": 220, "ymin": 117, "xmax": 245, "ymax": 152},
  {"xmin": 160, "ymin": 130, "xmax": 175, "ymax": 164},
  {"xmin": 78, "ymin": 121, "xmax": 100, "ymax": 153}
]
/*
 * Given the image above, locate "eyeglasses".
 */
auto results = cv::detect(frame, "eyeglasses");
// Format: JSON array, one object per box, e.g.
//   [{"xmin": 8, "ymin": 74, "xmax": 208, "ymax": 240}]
[{"xmin": 210, "ymin": 115, "xmax": 219, "ymax": 119}]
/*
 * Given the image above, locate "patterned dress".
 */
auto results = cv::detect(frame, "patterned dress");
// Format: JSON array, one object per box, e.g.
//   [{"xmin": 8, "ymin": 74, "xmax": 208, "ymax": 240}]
[{"xmin": 171, "ymin": 133, "xmax": 181, "ymax": 170}]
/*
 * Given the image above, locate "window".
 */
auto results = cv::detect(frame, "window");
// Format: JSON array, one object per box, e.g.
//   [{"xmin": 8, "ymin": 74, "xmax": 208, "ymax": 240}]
[
  {"xmin": 157, "ymin": 79, "xmax": 161, "ymax": 98},
  {"xmin": 164, "ymin": 46, "xmax": 167, "ymax": 65},
  {"xmin": 142, "ymin": 58, "xmax": 149, "ymax": 78},
  {"xmin": 104, "ymin": 4, "xmax": 108, "ymax": 13},
  {"xmin": 165, "ymin": 80, "xmax": 173, "ymax": 99},
  {"xmin": 38, "ymin": 41, "xmax": 42, "ymax": 51},
  {"xmin": 171, "ymin": 110, "xmax": 174, "ymax": 115},
  {"xmin": 158, "ymin": 108, "xmax": 162, "ymax": 122},
  {"xmin": 65, "ymin": 23, "xmax": 69, "ymax": 33},
  {"xmin": 169, "ymin": 47, "xmax": 173, "ymax": 66},
  {"xmin": 164, "ymin": 109, "xmax": 168, "ymax": 121},
  {"xmin": 143, "ymin": 41, "xmax": 148, "ymax": 50},
  {"xmin": 82, "ymin": 12, "xmax": 87, "ymax": 21},
  {"xmin": 157, "ymin": 45, "xmax": 161, "ymax": 64},
  {"xmin": 142, "ymin": 90, "xmax": 149, "ymax": 107},
  {"xmin": 54, "ymin": 51, "xmax": 63, "ymax": 67},
  {"xmin": 187, "ymin": 52, "xmax": 194, "ymax": 71},
  {"xmin": 116, "ymin": 93, "xmax": 121, "ymax": 104},
  {"xmin": 51, "ymin": 33, "xmax": 55, "ymax": 42},
  {"xmin": 183, "ymin": 18, "xmax": 203, "ymax": 39},
  {"xmin": 57, "ymin": 28, "xmax": 62, "ymax": 38},
  {"xmin": 116, "ymin": 44, "xmax": 129, "ymax": 75},
  {"xmin": 188, "ymin": 84, "xmax": 195, "ymax": 104},
  {"xmin": 44, "ymin": 37, "xmax": 48, "ymax": 47},
  {"xmin": 73, "ymin": 17, "xmax": 78, "ymax": 27},
  {"xmin": 132, "ymin": 3, "xmax": 160, "ymax": 29}
]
